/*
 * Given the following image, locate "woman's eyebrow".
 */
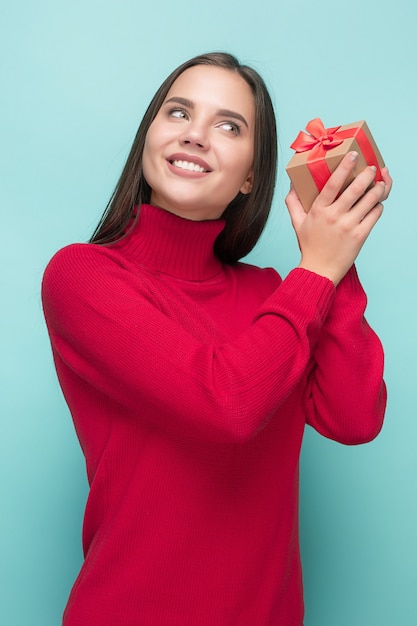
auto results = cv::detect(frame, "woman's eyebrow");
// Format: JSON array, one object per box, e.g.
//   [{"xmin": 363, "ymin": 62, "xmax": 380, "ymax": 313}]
[
  {"xmin": 217, "ymin": 108, "xmax": 249, "ymax": 129},
  {"xmin": 164, "ymin": 97, "xmax": 249, "ymax": 129}
]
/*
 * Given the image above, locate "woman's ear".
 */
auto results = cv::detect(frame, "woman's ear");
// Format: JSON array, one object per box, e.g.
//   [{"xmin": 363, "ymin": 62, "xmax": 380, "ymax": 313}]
[{"xmin": 240, "ymin": 169, "xmax": 254, "ymax": 195}]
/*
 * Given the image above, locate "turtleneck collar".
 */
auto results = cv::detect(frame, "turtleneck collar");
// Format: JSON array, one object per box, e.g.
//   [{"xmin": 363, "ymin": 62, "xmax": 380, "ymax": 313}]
[{"xmin": 112, "ymin": 204, "xmax": 225, "ymax": 281}]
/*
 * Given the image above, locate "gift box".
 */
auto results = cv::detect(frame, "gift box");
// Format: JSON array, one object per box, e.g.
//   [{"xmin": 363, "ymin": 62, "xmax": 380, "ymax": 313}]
[{"xmin": 285, "ymin": 118, "xmax": 385, "ymax": 212}]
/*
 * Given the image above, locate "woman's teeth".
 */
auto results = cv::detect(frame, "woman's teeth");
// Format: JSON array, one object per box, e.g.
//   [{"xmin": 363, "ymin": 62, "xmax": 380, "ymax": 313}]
[{"xmin": 172, "ymin": 160, "xmax": 206, "ymax": 173}]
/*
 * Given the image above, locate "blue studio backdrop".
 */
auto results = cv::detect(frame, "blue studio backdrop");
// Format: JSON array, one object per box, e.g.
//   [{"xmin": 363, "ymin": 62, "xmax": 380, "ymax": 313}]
[{"xmin": 1, "ymin": 1, "xmax": 416, "ymax": 624}]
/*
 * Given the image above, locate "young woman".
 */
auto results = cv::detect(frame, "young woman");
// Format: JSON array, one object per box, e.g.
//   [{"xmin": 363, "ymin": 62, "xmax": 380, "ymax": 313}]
[{"xmin": 42, "ymin": 52, "xmax": 392, "ymax": 625}]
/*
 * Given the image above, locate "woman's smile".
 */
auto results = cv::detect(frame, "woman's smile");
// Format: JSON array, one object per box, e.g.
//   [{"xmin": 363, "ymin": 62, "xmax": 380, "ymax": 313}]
[{"xmin": 167, "ymin": 152, "xmax": 212, "ymax": 175}]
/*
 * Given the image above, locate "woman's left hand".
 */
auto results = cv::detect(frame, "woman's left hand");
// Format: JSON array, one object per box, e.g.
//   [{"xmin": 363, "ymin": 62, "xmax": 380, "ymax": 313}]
[{"xmin": 286, "ymin": 157, "xmax": 393, "ymax": 285}]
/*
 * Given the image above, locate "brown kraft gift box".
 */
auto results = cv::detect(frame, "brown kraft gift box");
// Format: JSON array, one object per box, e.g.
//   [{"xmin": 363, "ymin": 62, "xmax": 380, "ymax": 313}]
[{"xmin": 285, "ymin": 118, "xmax": 385, "ymax": 212}]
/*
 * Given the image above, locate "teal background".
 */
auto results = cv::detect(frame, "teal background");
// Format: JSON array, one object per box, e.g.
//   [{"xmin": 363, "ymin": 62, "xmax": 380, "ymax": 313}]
[{"xmin": 1, "ymin": 0, "xmax": 416, "ymax": 623}]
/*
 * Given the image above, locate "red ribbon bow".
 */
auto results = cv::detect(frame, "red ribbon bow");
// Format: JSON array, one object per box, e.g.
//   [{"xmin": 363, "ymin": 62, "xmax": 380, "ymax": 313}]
[{"xmin": 290, "ymin": 118, "xmax": 344, "ymax": 153}]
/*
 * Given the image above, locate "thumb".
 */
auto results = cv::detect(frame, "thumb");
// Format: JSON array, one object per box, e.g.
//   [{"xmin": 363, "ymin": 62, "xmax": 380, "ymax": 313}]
[{"xmin": 285, "ymin": 187, "xmax": 307, "ymax": 233}]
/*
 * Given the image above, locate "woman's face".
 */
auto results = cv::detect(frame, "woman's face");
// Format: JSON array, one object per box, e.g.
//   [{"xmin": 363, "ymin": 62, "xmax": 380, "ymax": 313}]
[{"xmin": 142, "ymin": 65, "xmax": 255, "ymax": 221}]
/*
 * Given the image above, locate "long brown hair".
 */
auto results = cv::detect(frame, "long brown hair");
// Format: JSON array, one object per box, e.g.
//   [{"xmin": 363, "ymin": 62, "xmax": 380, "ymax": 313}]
[{"xmin": 90, "ymin": 52, "xmax": 277, "ymax": 264}]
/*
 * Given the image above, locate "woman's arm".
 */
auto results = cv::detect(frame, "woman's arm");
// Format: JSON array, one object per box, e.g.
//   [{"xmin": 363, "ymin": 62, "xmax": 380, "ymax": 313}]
[
  {"xmin": 304, "ymin": 266, "xmax": 386, "ymax": 444},
  {"xmin": 42, "ymin": 248, "xmax": 334, "ymax": 444},
  {"xmin": 43, "ymin": 155, "xmax": 391, "ymax": 445},
  {"xmin": 286, "ymin": 152, "xmax": 392, "ymax": 444}
]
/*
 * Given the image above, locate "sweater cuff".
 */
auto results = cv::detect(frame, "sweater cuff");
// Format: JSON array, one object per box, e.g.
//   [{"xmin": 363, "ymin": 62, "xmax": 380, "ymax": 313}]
[
  {"xmin": 279, "ymin": 267, "xmax": 336, "ymax": 324},
  {"xmin": 320, "ymin": 265, "xmax": 369, "ymax": 330}
]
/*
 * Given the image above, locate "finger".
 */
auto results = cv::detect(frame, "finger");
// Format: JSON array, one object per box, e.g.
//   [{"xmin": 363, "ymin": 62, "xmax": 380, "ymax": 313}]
[
  {"xmin": 380, "ymin": 167, "xmax": 393, "ymax": 200},
  {"xmin": 347, "ymin": 180, "xmax": 386, "ymax": 224},
  {"xmin": 337, "ymin": 165, "xmax": 380, "ymax": 210},
  {"xmin": 358, "ymin": 201, "xmax": 384, "ymax": 231},
  {"xmin": 285, "ymin": 187, "xmax": 307, "ymax": 230},
  {"xmin": 314, "ymin": 151, "xmax": 360, "ymax": 207}
]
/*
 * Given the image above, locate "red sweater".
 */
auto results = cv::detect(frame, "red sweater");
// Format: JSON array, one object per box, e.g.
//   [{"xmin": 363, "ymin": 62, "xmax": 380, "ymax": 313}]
[{"xmin": 42, "ymin": 203, "xmax": 386, "ymax": 626}]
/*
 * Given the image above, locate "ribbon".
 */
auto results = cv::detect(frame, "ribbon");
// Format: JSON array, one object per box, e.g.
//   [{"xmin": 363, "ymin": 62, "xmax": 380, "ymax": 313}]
[
  {"xmin": 290, "ymin": 118, "xmax": 382, "ymax": 191},
  {"xmin": 290, "ymin": 118, "xmax": 343, "ymax": 153}
]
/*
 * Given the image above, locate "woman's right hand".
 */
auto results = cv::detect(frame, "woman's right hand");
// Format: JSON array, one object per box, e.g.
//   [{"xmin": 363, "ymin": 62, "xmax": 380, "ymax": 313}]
[{"xmin": 286, "ymin": 152, "xmax": 392, "ymax": 285}]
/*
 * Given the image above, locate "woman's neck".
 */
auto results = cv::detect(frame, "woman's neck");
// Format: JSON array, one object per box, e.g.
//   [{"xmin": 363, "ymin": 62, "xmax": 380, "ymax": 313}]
[{"xmin": 110, "ymin": 204, "xmax": 226, "ymax": 281}]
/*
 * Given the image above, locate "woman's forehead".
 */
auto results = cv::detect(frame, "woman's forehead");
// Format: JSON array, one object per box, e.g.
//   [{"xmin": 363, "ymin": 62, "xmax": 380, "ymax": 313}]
[{"xmin": 165, "ymin": 65, "xmax": 255, "ymax": 120}]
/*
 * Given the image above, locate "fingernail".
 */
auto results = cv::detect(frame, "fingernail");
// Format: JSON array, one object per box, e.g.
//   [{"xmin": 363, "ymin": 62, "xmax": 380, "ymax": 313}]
[
  {"xmin": 370, "ymin": 165, "xmax": 377, "ymax": 172},
  {"xmin": 349, "ymin": 151, "xmax": 359, "ymax": 161}
]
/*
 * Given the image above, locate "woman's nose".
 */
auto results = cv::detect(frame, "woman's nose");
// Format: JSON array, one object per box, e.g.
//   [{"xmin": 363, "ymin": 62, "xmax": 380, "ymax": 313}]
[{"xmin": 179, "ymin": 122, "xmax": 209, "ymax": 150}]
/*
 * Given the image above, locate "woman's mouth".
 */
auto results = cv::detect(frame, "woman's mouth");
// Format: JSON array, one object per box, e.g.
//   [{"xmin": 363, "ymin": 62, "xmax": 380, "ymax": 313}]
[
  {"xmin": 167, "ymin": 154, "xmax": 212, "ymax": 173},
  {"xmin": 171, "ymin": 160, "xmax": 207, "ymax": 173}
]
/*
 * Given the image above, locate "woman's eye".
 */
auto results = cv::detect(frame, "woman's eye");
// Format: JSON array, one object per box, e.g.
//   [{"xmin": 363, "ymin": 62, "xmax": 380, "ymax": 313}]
[
  {"xmin": 219, "ymin": 121, "xmax": 241, "ymax": 135},
  {"xmin": 169, "ymin": 108, "xmax": 188, "ymax": 120}
]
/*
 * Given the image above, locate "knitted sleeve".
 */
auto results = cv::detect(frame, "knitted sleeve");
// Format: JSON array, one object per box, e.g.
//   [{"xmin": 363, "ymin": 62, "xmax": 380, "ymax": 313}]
[
  {"xmin": 42, "ymin": 244, "xmax": 384, "ymax": 443},
  {"xmin": 42, "ymin": 243, "xmax": 333, "ymax": 442},
  {"xmin": 304, "ymin": 265, "xmax": 386, "ymax": 444}
]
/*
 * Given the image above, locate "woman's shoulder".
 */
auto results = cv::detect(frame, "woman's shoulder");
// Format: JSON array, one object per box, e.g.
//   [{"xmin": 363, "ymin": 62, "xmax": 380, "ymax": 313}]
[
  {"xmin": 44, "ymin": 242, "xmax": 121, "ymax": 275},
  {"xmin": 46, "ymin": 241, "xmax": 113, "ymax": 262},
  {"xmin": 42, "ymin": 243, "xmax": 126, "ymax": 301}
]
